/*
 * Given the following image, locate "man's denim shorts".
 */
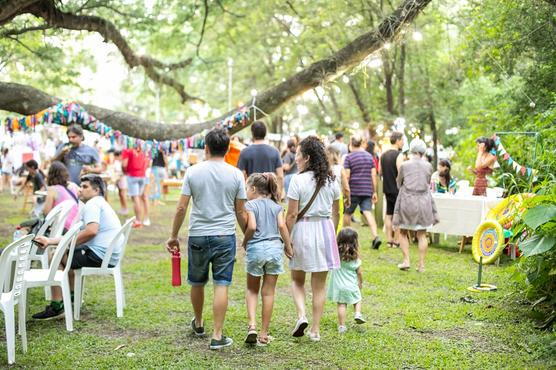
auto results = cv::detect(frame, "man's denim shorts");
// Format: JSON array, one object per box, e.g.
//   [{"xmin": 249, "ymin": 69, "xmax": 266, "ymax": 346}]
[
  {"xmin": 187, "ymin": 235, "xmax": 236, "ymax": 286},
  {"xmin": 344, "ymin": 195, "xmax": 372, "ymax": 214},
  {"xmin": 127, "ymin": 176, "xmax": 146, "ymax": 197},
  {"xmin": 245, "ymin": 239, "xmax": 284, "ymax": 277}
]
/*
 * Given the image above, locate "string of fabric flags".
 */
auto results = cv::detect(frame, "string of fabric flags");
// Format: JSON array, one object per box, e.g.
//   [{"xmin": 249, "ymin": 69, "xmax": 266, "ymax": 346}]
[
  {"xmin": 492, "ymin": 134, "xmax": 537, "ymax": 177},
  {"xmin": 2, "ymin": 102, "xmax": 251, "ymax": 157}
]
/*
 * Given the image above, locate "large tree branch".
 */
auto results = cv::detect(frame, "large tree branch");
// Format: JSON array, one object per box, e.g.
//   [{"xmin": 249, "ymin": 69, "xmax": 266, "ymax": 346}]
[
  {"xmin": 2, "ymin": 0, "xmax": 198, "ymax": 103},
  {"xmin": 1, "ymin": 24, "xmax": 52, "ymax": 36},
  {"xmin": 0, "ymin": 0, "xmax": 431, "ymax": 140}
]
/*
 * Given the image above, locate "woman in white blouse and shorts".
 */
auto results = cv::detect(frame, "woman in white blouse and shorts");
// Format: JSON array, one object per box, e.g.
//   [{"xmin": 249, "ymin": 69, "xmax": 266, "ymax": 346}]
[{"xmin": 286, "ymin": 136, "xmax": 340, "ymax": 342}]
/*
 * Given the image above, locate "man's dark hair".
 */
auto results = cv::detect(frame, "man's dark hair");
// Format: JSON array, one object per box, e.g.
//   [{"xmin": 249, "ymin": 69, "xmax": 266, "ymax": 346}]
[
  {"xmin": 67, "ymin": 124, "xmax": 84, "ymax": 138},
  {"xmin": 287, "ymin": 139, "xmax": 296, "ymax": 150},
  {"xmin": 25, "ymin": 159, "xmax": 39, "ymax": 170},
  {"xmin": 251, "ymin": 121, "xmax": 267, "ymax": 140},
  {"xmin": 335, "ymin": 132, "xmax": 344, "ymax": 140},
  {"xmin": 80, "ymin": 174, "xmax": 105, "ymax": 196},
  {"xmin": 390, "ymin": 131, "xmax": 403, "ymax": 145},
  {"xmin": 205, "ymin": 129, "xmax": 230, "ymax": 157}
]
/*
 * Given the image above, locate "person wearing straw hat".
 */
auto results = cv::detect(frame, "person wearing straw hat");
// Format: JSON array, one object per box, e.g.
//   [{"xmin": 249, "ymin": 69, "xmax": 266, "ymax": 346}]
[{"xmin": 393, "ymin": 138, "xmax": 439, "ymax": 273}]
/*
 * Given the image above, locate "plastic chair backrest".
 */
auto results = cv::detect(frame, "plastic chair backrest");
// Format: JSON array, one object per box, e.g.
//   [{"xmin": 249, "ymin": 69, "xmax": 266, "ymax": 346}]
[
  {"xmin": 0, "ymin": 235, "xmax": 33, "ymax": 300},
  {"xmin": 48, "ymin": 222, "xmax": 81, "ymax": 281},
  {"xmin": 49, "ymin": 200, "xmax": 75, "ymax": 239},
  {"xmin": 28, "ymin": 207, "xmax": 62, "ymax": 257},
  {"xmin": 36, "ymin": 207, "xmax": 62, "ymax": 237},
  {"xmin": 101, "ymin": 217, "xmax": 135, "ymax": 270}
]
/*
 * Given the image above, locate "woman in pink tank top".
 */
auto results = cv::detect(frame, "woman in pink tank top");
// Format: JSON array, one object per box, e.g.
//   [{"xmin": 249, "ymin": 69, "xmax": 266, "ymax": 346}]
[{"xmin": 43, "ymin": 161, "xmax": 80, "ymax": 231}]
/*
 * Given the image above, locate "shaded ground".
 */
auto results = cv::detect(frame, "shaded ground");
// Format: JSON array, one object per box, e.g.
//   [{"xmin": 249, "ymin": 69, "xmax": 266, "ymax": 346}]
[{"xmin": 0, "ymin": 190, "xmax": 555, "ymax": 369}]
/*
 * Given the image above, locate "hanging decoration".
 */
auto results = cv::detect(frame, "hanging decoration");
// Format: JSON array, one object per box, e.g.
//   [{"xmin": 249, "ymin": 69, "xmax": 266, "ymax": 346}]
[
  {"xmin": 492, "ymin": 134, "xmax": 537, "ymax": 178},
  {"xmin": 3, "ymin": 102, "xmax": 251, "ymax": 157}
]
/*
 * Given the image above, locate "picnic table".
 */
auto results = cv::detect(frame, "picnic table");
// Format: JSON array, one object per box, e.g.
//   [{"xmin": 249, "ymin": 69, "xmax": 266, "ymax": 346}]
[
  {"xmin": 162, "ymin": 179, "xmax": 184, "ymax": 199},
  {"xmin": 428, "ymin": 193, "xmax": 503, "ymax": 252}
]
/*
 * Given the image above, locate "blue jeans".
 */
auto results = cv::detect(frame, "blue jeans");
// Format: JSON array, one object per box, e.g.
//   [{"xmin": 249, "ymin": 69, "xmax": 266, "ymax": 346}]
[
  {"xmin": 187, "ymin": 235, "xmax": 236, "ymax": 286},
  {"xmin": 149, "ymin": 166, "xmax": 166, "ymax": 200}
]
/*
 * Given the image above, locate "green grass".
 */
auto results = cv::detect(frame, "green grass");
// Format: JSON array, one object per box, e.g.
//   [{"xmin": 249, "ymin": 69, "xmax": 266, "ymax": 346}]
[{"xmin": 0, "ymin": 190, "xmax": 555, "ymax": 369}]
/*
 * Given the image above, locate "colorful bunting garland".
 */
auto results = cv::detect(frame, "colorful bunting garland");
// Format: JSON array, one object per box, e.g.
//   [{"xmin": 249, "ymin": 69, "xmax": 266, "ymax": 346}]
[
  {"xmin": 492, "ymin": 134, "xmax": 537, "ymax": 178},
  {"xmin": 3, "ymin": 102, "xmax": 250, "ymax": 157}
]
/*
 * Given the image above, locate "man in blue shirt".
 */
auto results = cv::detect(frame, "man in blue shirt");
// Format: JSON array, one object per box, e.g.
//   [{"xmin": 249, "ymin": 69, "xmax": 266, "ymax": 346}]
[
  {"xmin": 237, "ymin": 121, "xmax": 283, "ymax": 195},
  {"xmin": 32, "ymin": 174, "xmax": 122, "ymax": 320},
  {"xmin": 54, "ymin": 124, "xmax": 102, "ymax": 184}
]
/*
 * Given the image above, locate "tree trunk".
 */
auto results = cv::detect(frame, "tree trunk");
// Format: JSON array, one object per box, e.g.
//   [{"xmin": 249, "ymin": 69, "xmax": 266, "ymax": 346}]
[
  {"xmin": 381, "ymin": 50, "xmax": 395, "ymax": 115},
  {"xmin": 429, "ymin": 110, "xmax": 438, "ymax": 169},
  {"xmin": 398, "ymin": 43, "xmax": 406, "ymax": 116},
  {"xmin": 347, "ymin": 79, "xmax": 375, "ymax": 137},
  {"xmin": 0, "ymin": 0, "xmax": 432, "ymax": 140},
  {"xmin": 421, "ymin": 65, "xmax": 438, "ymax": 168},
  {"xmin": 329, "ymin": 89, "xmax": 343, "ymax": 124}
]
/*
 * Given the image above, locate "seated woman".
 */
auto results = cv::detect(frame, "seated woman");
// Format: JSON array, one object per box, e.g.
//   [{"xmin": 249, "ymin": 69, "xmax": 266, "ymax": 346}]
[
  {"xmin": 431, "ymin": 159, "xmax": 457, "ymax": 194},
  {"xmin": 43, "ymin": 161, "xmax": 80, "ymax": 232}
]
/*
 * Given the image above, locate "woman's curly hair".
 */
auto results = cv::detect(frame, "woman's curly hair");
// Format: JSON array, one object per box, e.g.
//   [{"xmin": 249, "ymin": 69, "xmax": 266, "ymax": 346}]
[{"xmin": 299, "ymin": 136, "xmax": 335, "ymax": 187}]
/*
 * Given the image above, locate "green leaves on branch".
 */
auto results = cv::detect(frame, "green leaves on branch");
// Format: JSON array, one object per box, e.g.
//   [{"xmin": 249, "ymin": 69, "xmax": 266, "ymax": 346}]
[
  {"xmin": 524, "ymin": 204, "xmax": 556, "ymax": 230},
  {"xmin": 520, "ymin": 234, "xmax": 555, "ymax": 257},
  {"xmin": 519, "ymin": 203, "xmax": 556, "ymax": 257}
]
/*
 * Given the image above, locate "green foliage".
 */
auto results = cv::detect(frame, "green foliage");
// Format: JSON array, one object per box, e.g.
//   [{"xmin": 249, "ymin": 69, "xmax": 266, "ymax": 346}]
[{"xmin": 510, "ymin": 190, "xmax": 556, "ymax": 328}]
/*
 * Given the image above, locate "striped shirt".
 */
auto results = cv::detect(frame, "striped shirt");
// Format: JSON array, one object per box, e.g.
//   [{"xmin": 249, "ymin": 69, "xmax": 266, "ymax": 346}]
[{"xmin": 344, "ymin": 150, "xmax": 375, "ymax": 196}]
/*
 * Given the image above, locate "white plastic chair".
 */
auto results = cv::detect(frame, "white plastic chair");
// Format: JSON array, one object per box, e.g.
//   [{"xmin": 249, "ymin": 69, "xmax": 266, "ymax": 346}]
[
  {"xmin": 34, "ymin": 199, "xmax": 76, "ymax": 301},
  {"xmin": 0, "ymin": 235, "xmax": 34, "ymax": 365},
  {"xmin": 22, "ymin": 222, "xmax": 81, "ymax": 332},
  {"xmin": 2, "ymin": 207, "xmax": 63, "ymax": 295},
  {"xmin": 74, "ymin": 218, "xmax": 134, "ymax": 320}
]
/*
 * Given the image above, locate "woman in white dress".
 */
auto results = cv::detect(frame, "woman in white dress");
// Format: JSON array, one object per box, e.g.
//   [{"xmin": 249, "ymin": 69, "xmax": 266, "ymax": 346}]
[{"xmin": 286, "ymin": 136, "xmax": 340, "ymax": 342}]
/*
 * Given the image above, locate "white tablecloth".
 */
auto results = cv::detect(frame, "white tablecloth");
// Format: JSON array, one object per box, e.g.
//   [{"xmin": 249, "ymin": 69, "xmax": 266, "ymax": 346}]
[{"xmin": 427, "ymin": 194, "xmax": 503, "ymax": 236}]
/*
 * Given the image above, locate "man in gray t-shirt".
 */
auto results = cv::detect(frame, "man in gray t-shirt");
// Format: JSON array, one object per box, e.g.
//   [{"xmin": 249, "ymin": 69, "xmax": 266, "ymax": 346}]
[
  {"xmin": 54, "ymin": 124, "xmax": 101, "ymax": 184},
  {"xmin": 166, "ymin": 129, "xmax": 247, "ymax": 350}
]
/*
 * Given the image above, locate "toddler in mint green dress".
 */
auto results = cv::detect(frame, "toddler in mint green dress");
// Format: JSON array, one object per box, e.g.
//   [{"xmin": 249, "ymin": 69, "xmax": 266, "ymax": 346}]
[{"xmin": 327, "ymin": 228, "xmax": 366, "ymax": 333}]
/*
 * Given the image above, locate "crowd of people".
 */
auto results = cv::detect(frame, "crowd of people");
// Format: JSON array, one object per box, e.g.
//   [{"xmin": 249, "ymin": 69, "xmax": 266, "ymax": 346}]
[
  {"xmin": 0, "ymin": 119, "xmax": 497, "ymax": 349},
  {"xmin": 163, "ymin": 121, "xmax": 453, "ymax": 349}
]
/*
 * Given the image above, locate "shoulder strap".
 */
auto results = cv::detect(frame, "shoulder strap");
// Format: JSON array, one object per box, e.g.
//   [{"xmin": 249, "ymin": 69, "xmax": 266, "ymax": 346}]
[
  {"xmin": 296, "ymin": 182, "xmax": 323, "ymax": 222},
  {"xmin": 62, "ymin": 185, "xmax": 79, "ymax": 204}
]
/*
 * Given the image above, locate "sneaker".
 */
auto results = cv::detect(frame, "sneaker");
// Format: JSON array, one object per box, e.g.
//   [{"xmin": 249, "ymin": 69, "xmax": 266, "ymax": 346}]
[
  {"xmin": 397, "ymin": 263, "xmax": 410, "ymax": 271},
  {"xmin": 291, "ymin": 317, "xmax": 308, "ymax": 337},
  {"xmin": 210, "ymin": 336, "xmax": 233, "ymax": 350},
  {"xmin": 191, "ymin": 318, "xmax": 205, "ymax": 336},
  {"xmin": 143, "ymin": 218, "xmax": 151, "ymax": 226},
  {"xmin": 308, "ymin": 332, "xmax": 321, "ymax": 342},
  {"xmin": 354, "ymin": 313, "xmax": 366, "ymax": 324},
  {"xmin": 338, "ymin": 325, "xmax": 347, "ymax": 334},
  {"xmin": 245, "ymin": 327, "xmax": 257, "ymax": 344},
  {"xmin": 32, "ymin": 304, "xmax": 64, "ymax": 320},
  {"xmin": 372, "ymin": 237, "xmax": 382, "ymax": 250},
  {"xmin": 131, "ymin": 220, "xmax": 143, "ymax": 229},
  {"xmin": 118, "ymin": 208, "xmax": 129, "ymax": 215}
]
